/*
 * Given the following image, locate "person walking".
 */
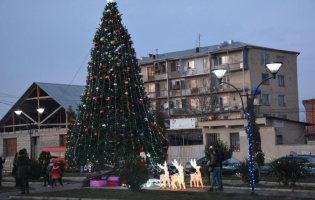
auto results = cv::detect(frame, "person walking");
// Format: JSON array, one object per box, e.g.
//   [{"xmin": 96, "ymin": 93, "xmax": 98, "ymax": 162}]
[
  {"xmin": 47, "ymin": 159, "xmax": 55, "ymax": 187},
  {"xmin": 41, "ymin": 160, "xmax": 49, "ymax": 187},
  {"xmin": 207, "ymin": 149, "xmax": 222, "ymax": 191},
  {"xmin": 17, "ymin": 150, "xmax": 29, "ymax": 194},
  {"xmin": 51, "ymin": 162, "xmax": 63, "ymax": 187},
  {"xmin": 218, "ymin": 149, "xmax": 224, "ymax": 191},
  {"xmin": 12, "ymin": 153, "xmax": 20, "ymax": 187},
  {"xmin": 0, "ymin": 155, "xmax": 6, "ymax": 187}
]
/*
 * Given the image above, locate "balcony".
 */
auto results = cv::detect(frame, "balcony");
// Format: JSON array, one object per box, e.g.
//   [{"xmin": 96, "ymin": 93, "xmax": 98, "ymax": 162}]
[
  {"xmin": 147, "ymin": 72, "xmax": 167, "ymax": 81},
  {"xmin": 216, "ymin": 82, "xmax": 249, "ymax": 93},
  {"xmin": 157, "ymin": 90, "xmax": 168, "ymax": 98},
  {"xmin": 169, "ymin": 71, "xmax": 181, "ymax": 79},
  {"xmin": 182, "ymin": 68, "xmax": 197, "ymax": 76},
  {"xmin": 170, "ymin": 108, "xmax": 187, "ymax": 115},
  {"xmin": 170, "ymin": 90, "xmax": 181, "ymax": 97},
  {"xmin": 213, "ymin": 62, "xmax": 243, "ymax": 71},
  {"xmin": 147, "ymin": 93, "xmax": 156, "ymax": 99},
  {"xmin": 173, "ymin": 85, "xmax": 181, "ymax": 90}
]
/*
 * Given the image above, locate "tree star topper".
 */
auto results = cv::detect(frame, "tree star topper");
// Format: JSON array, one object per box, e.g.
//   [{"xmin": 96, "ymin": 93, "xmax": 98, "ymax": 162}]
[{"xmin": 107, "ymin": 0, "xmax": 113, "ymax": 3}]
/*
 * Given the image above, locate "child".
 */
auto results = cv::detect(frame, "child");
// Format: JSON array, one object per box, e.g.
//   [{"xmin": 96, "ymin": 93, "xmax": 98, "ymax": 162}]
[
  {"xmin": 41, "ymin": 160, "xmax": 48, "ymax": 187},
  {"xmin": 51, "ymin": 161, "xmax": 63, "ymax": 187}
]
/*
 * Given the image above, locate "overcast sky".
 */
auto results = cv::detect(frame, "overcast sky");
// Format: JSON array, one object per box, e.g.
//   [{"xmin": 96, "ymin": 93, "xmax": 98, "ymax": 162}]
[{"xmin": 0, "ymin": 0, "xmax": 314, "ymax": 121}]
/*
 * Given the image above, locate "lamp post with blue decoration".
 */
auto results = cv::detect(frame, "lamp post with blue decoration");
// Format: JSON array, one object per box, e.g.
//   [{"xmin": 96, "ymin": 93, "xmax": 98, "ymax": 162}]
[{"xmin": 212, "ymin": 62, "xmax": 283, "ymax": 193}]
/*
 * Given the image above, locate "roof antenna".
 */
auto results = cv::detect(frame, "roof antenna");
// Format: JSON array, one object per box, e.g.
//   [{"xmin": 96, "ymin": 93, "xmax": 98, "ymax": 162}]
[{"xmin": 195, "ymin": 34, "xmax": 202, "ymax": 48}]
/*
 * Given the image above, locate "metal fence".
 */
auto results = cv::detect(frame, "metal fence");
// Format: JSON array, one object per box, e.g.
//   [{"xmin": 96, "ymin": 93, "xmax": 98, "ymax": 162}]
[{"xmin": 167, "ymin": 145, "xmax": 204, "ymax": 166}]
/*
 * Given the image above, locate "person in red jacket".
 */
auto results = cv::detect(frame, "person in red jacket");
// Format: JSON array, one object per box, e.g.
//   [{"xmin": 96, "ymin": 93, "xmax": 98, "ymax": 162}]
[{"xmin": 51, "ymin": 162, "xmax": 63, "ymax": 187}]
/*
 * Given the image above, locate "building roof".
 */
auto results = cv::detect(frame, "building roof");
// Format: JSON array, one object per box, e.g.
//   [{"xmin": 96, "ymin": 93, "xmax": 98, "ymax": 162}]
[
  {"xmin": 35, "ymin": 82, "xmax": 83, "ymax": 111},
  {"xmin": 0, "ymin": 82, "xmax": 83, "ymax": 125},
  {"xmin": 139, "ymin": 41, "xmax": 300, "ymax": 64}
]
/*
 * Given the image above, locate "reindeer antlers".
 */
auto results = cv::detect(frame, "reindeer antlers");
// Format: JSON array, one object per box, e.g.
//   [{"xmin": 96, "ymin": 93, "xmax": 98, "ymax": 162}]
[
  {"xmin": 157, "ymin": 161, "xmax": 167, "ymax": 170},
  {"xmin": 190, "ymin": 159, "xmax": 197, "ymax": 169},
  {"xmin": 171, "ymin": 159, "xmax": 182, "ymax": 169}
]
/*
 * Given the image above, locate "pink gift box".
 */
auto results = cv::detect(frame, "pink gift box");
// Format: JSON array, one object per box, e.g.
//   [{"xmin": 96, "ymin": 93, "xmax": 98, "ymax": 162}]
[
  {"xmin": 90, "ymin": 180, "xmax": 107, "ymax": 187},
  {"xmin": 108, "ymin": 176, "xmax": 119, "ymax": 181}
]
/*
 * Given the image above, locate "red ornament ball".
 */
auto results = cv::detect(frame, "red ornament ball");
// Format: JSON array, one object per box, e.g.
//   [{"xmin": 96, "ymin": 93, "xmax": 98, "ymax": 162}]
[
  {"xmin": 100, "ymin": 110, "xmax": 105, "ymax": 115},
  {"xmin": 106, "ymin": 97, "xmax": 110, "ymax": 102},
  {"xmin": 84, "ymin": 128, "xmax": 88, "ymax": 132}
]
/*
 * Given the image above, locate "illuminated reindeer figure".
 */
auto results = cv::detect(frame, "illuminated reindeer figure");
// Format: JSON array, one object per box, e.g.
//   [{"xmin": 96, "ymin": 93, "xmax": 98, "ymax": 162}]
[
  {"xmin": 157, "ymin": 161, "xmax": 171, "ymax": 189},
  {"xmin": 171, "ymin": 159, "xmax": 186, "ymax": 190},
  {"xmin": 190, "ymin": 159, "xmax": 204, "ymax": 189}
]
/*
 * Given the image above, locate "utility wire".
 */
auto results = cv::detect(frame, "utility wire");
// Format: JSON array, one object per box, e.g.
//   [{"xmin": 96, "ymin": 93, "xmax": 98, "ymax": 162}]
[{"xmin": 57, "ymin": 48, "xmax": 91, "ymax": 102}]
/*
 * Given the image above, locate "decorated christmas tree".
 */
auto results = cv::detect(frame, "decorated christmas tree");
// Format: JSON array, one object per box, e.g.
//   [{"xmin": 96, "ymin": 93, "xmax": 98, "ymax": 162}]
[{"xmin": 66, "ymin": 0, "xmax": 166, "ymax": 170}]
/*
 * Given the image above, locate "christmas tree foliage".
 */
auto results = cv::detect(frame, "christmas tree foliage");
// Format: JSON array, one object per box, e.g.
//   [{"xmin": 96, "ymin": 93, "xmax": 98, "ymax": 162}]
[{"xmin": 66, "ymin": 1, "xmax": 166, "ymax": 170}]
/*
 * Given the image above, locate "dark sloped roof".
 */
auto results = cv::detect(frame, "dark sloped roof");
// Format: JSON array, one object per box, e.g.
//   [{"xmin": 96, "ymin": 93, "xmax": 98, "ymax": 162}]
[
  {"xmin": 35, "ymin": 82, "xmax": 83, "ymax": 111},
  {"xmin": 0, "ymin": 82, "xmax": 83, "ymax": 125},
  {"xmin": 139, "ymin": 41, "xmax": 299, "ymax": 63}
]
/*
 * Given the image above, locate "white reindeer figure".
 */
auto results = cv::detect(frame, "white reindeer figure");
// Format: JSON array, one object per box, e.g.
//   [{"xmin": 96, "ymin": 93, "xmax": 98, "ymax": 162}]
[
  {"xmin": 157, "ymin": 161, "xmax": 171, "ymax": 189},
  {"xmin": 190, "ymin": 159, "xmax": 204, "ymax": 189},
  {"xmin": 171, "ymin": 159, "xmax": 186, "ymax": 190}
]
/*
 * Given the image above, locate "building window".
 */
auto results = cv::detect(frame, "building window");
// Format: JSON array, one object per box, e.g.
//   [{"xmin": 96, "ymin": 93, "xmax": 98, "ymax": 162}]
[
  {"xmin": 206, "ymin": 133, "xmax": 217, "ymax": 145},
  {"xmin": 276, "ymin": 135, "xmax": 283, "ymax": 145},
  {"xmin": 262, "ymin": 74, "xmax": 269, "ymax": 85},
  {"xmin": 188, "ymin": 80, "xmax": 197, "ymax": 88},
  {"xmin": 175, "ymin": 100, "xmax": 181, "ymax": 108},
  {"xmin": 222, "ymin": 96, "xmax": 230, "ymax": 106},
  {"xmin": 161, "ymin": 64, "xmax": 166, "ymax": 73},
  {"xmin": 60, "ymin": 135, "xmax": 67, "ymax": 147},
  {"xmin": 278, "ymin": 75, "xmax": 284, "ymax": 86},
  {"xmin": 230, "ymin": 133, "xmax": 240, "ymax": 151},
  {"xmin": 278, "ymin": 95, "xmax": 286, "ymax": 106},
  {"xmin": 203, "ymin": 78, "xmax": 209, "ymax": 87},
  {"xmin": 188, "ymin": 61, "xmax": 195, "ymax": 69},
  {"xmin": 161, "ymin": 83, "xmax": 167, "ymax": 91},
  {"xmin": 190, "ymin": 99, "xmax": 198, "ymax": 109},
  {"xmin": 171, "ymin": 62, "xmax": 180, "ymax": 72},
  {"xmin": 218, "ymin": 56, "xmax": 229, "ymax": 65},
  {"xmin": 203, "ymin": 58, "xmax": 210, "ymax": 68},
  {"xmin": 261, "ymin": 54, "xmax": 269, "ymax": 65},
  {"xmin": 277, "ymin": 56, "xmax": 284, "ymax": 63},
  {"xmin": 148, "ymin": 84, "xmax": 155, "ymax": 92},
  {"xmin": 262, "ymin": 94, "xmax": 270, "ymax": 105},
  {"xmin": 151, "ymin": 101, "xmax": 156, "ymax": 110}
]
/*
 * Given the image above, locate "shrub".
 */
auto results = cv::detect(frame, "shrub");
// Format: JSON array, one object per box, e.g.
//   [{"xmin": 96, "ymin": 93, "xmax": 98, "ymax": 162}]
[
  {"xmin": 38, "ymin": 151, "xmax": 51, "ymax": 163},
  {"xmin": 205, "ymin": 139, "xmax": 232, "ymax": 161},
  {"xmin": 29, "ymin": 158, "xmax": 42, "ymax": 180},
  {"xmin": 119, "ymin": 157, "xmax": 151, "ymax": 191},
  {"xmin": 238, "ymin": 159, "xmax": 260, "ymax": 185},
  {"xmin": 269, "ymin": 159, "xmax": 303, "ymax": 186}
]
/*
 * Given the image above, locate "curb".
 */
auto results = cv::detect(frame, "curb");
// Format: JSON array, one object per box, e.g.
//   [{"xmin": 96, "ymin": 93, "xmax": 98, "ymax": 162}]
[
  {"xmin": 9, "ymin": 197, "xmax": 121, "ymax": 200},
  {"xmin": 224, "ymin": 186, "xmax": 315, "ymax": 193}
]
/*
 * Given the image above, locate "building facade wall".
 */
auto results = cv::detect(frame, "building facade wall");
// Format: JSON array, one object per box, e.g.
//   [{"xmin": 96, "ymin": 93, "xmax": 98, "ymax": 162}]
[
  {"xmin": 201, "ymin": 118, "xmax": 310, "ymax": 161},
  {"xmin": 0, "ymin": 128, "xmax": 67, "ymax": 170},
  {"xmin": 248, "ymin": 48, "xmax": 299, "ymax": 121},
  {"xmin": 305, "ymin": 99, "xmax": 315, "ymax": 132}
]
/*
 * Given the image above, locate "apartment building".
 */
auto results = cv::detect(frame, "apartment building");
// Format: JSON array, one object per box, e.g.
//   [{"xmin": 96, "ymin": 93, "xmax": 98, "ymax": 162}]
[
  {"xmin": 303, "ymin": 98, "xmax": 315, "ymax": 144},
  {"xmin": 139, "ymin": 40, "xmax": 300, "ymax": 146}
]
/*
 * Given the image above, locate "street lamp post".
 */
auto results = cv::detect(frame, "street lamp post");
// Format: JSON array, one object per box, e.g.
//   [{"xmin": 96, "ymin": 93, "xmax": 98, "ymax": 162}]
[
  {"xmin": 14, "ymin": 108, "xmax": 45, "ymax": 159},
  {"xmin": 212, "ymin": 62, "xmax": 283, "ymax": 193}
]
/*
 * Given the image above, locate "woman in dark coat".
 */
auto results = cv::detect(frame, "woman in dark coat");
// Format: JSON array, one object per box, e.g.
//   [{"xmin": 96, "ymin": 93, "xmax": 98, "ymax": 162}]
[
  {"xmin": 12, "ymin": 153, "xmax": 20, "ymax": 187},
  {"xmin": 17, "ymin": 149, "xmax": 29, "ymax": 194}
]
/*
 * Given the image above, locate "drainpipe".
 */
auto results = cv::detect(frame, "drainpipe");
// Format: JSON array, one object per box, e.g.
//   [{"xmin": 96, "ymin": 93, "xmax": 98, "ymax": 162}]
[{"xmin": 166, "ymin": 60, "xmax": 170, "ymax": 116}]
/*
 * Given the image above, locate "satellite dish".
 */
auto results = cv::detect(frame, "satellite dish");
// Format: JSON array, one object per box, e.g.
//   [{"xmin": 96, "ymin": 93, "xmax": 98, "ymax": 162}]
[{"xmin": 163, "ymin": 103, "xmax": 169, "ymax": 110}]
